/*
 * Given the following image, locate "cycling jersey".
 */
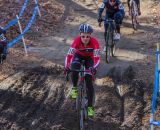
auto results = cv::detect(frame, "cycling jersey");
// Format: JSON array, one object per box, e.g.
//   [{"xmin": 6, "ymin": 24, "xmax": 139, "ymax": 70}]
[
  {"xmin": 65, "ymin": 36, "xmax": 100, "ymax": 69},
  {"xmin": 128, "ymin": 0, "xmax": 140, "ymax": 6},
  {"xmin": 98, "ymin": 0, "xmax": 125, "ymax": 18}
]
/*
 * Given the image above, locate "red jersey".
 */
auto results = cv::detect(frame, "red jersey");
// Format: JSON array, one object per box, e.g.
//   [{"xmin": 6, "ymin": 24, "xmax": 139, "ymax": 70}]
[{"xmin": 65, "ymin": 36, "xmax": 100, "ymax": 68}]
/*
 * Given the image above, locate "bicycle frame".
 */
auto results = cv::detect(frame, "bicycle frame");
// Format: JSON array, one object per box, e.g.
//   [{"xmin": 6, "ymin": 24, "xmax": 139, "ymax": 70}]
[
  {"xmin": 77, "ymin": 66, "xmax": 87, "ymax": 130},
  {"xmin": 100, "ymin": 19, "xmax": 117, "ymax": 63},
  {"xmin": 66, "ymin": 63, "xmax": 92, "ymax": 130}
]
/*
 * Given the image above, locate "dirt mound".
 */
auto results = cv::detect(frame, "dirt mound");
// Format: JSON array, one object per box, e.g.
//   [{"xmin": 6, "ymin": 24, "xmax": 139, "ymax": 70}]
[
  {"xmin": 0, "ymin": 65, "xmax": 67, "ymax": 130},
  {"xmin": 96, "ymin": 66, "xmax": 146, "ymax": 129}
]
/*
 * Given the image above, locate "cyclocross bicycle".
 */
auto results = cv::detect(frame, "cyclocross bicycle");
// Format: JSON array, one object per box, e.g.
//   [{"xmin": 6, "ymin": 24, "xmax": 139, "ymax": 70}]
[
  {"xmin": 129, "ymin": 0, "xmax": 138, "ymax": 30},
  {"xmin": 66, "ymin": 61, "xmax": 94, "ymax": 130},
  {"xmin": 99, "ymin": 19, "xmax": 118, "ymax": 63}
]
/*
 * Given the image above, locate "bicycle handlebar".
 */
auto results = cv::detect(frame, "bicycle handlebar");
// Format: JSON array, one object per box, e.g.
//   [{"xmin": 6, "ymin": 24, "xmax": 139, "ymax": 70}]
[
  {"xmin": 99, "ymin": 18, "xmax": 115, "ymax": 27},
  {"xmin": 65, "ymin": 69, "xmax": 93, "ymax": 81}
]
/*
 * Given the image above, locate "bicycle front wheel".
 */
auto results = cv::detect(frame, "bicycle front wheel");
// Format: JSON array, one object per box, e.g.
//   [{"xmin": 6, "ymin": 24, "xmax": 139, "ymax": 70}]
[
  {"xmin": 79, "ymin": 109, "xmax": 85, "ymax": 130},
  {"xmin": 106, "ymin": 45, "xmax": 111, "ymax": 63},
  {"xmin": 77, "ymin": 85, "xmax": 85, "ymax": 130}
]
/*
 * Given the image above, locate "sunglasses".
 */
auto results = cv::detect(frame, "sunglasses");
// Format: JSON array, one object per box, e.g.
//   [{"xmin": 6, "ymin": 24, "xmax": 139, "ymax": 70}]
[{"xmin": 81, "ymin": 35, "xmax": 91, "ymax": 39}]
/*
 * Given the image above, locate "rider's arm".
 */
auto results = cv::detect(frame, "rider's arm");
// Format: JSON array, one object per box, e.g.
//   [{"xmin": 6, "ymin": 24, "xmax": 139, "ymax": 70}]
[
  {"xmin": 117, "ymin": 0, "xmax": 125, "ymax": 15},
  {"xmin": 65, "ymin": 38, "xmax": 78, "ymax": 68},
  {"xmin": 98, "ymin": 0, "xmax": 107, "ymax": 19},
  {"xmin": 93, "ymin": 38, "xmax": 100, "ymax": 69}
]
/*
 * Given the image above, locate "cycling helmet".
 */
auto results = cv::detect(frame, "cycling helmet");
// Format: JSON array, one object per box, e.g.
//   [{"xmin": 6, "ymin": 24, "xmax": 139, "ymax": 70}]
[{"xmin": 79, "ymin": 24, "xmax": 93, "ymax": 34}]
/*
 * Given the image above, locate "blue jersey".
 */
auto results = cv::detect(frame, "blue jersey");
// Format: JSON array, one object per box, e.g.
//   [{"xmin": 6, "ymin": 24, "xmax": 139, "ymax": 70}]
[{"xmin": 98, "ymin": 0, "xmax": 124, "ymax": 18}]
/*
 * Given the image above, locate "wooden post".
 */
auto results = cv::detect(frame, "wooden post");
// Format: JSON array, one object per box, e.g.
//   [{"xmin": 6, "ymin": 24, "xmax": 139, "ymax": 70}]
[{"xmin": 16, "ymin": 15, "xmax": 28, "ymax": 56}]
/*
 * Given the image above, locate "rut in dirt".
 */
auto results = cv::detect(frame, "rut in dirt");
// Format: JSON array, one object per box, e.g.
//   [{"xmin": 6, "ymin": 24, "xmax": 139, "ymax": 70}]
[
  {"xmin": 95, "ymin": 65, "xmax": 146, "ymax": 130},
  {"xmin": 0, "ymin": 64, "xmax": 147, "ymax": 130},
  {"xmin": 0, "ymin": 65, "xmax": 69, "ymax": 130}
]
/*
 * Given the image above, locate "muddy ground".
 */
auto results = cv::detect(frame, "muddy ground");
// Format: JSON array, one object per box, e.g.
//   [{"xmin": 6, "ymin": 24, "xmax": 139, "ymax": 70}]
[{"xmin": 0, "ymin": 0, "xmax": 160, "ymax": 130}]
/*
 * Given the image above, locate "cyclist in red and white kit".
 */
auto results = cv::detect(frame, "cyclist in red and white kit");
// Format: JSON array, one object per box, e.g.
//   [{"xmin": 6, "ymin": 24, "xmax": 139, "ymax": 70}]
[{"xmin": 64, "ymin": 24, "xmax": 100, "ymax": 117}]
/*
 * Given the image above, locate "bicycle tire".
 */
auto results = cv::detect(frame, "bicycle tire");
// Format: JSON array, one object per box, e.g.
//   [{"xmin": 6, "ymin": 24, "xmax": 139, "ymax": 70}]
[
  {"xmin": 110, "ymin": 27, "xmax": 116, "ymax": 57},
  {"xmin": 111, "ymin": 41, "xmax": 116, "ymax": 57},
  {"xmin": 77, "ymin": 84, "xmax": 85, "ymax": 130},
  {"xmin": 76, "ymin": 85, "xmax": 81, "ymax": 121},
  {"xmin": 79, "ymin": 109, "xmax": 85, "ymax": 130},
  {"xmin": 106, "ymin": 44, "xmax": 111, "ymax": 63},
  {"xmin": 105, "ymin": 24, "xmax": 112, "ymax": 63}
]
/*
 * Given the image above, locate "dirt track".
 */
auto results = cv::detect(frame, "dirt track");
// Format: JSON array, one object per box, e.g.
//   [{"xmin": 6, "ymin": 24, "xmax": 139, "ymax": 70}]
[{"xmin": 0, "ymin": 0, "xmax": 159, "ymax": 129}]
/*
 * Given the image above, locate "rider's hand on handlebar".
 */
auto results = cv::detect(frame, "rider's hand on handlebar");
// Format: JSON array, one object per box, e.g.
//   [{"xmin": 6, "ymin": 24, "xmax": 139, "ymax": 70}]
[
  {"xmin": 64, "ymin": 67, "xmax": 70, "ymax": 75},
  {"xmin": 98, "ymin": 18, "xmax": 102, "ymax": 27},
  {"xmin": 89, "ymin": 67, "xmax": 97, "ymax": 75},
  {"xmin": 98, "ymin": 17, "xmax": 102, "ymax": 23}
]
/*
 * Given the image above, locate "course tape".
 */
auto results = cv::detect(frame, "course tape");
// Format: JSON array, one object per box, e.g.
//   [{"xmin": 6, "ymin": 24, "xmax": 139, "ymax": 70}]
[
  {"xmin": 19, "ymin": 0, "xmax": 29, "ymax": 18},
  {"xmin": 4, "ymin": 0, "xmax": 29, "ymax": 30},
  {"xmin": 7, "ymin": 3, "xmax": 38, "ymax": 48}
]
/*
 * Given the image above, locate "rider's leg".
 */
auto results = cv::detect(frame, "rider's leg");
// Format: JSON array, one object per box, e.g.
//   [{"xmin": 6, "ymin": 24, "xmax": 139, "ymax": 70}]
[
  {"xmin": 135, "ymin": 0, "xmax": 141, "ymax": 15},
  {"xmin": 70, "ymin": 54, "xmax": 82, "ymax": 99},
  {"xmin": 128, "ymin": 0, "xmax": 131, "ymax": 15},
  {"xmin": 116, "ymin": 25, "xmax": 120, "ymax": 34},
  {"xmin": 0, "ymin": 44, "xmax": 3, "ymax": 63},
  {"xmin": 104, "ymin": 14, "xmax": 110, "ymax": 42},
  {"xmin": 127, "ymin": 0, "xmax": 130, "ymax": 9},
  {"xmin": 104, "ymin": 32, "xmax": 107, "ymax": 42},
  {"xmin": 114, "ymin": 12, "xmax": 124, "ymax": 40},
  {"xmin": 103, "ymin": 14, "xmax": 109, "ymax": 51},
  {"xmin": 85, "ymin": 74, "xmax": 94, "ymax": 117},
  {"xmin": 85, "ymin": 58, "xmax": 94, "ymax": 117},
  {"xmin": 2, "ymin": 45, "xmax": 7, "ymax": 60},
  {"xmin": 85, "ymin": 74, "xmax": 94, "ymax": 107}
]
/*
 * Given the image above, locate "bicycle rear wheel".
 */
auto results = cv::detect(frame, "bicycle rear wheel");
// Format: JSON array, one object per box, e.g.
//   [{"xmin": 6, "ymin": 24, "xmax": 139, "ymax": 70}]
[
  {"xmin": 105, "ymin": 25, "xmax": 113, "ymax": 63},
  {"xmin": 111, "ymin": 41, "xmax": 116, "ymax": 57}
]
